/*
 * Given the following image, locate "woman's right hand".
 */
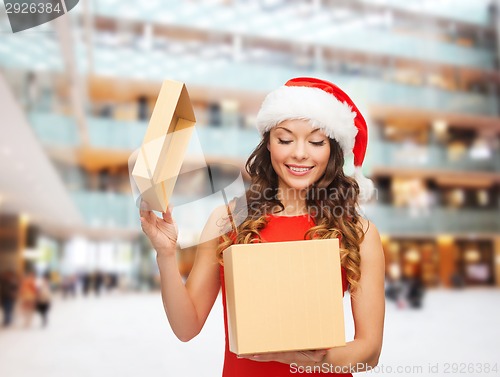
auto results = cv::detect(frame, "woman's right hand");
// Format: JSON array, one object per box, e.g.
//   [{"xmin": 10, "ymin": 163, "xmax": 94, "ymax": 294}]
[{"xmin": 139, "ymin": 200, "xmax": 178, "ymax": 258}]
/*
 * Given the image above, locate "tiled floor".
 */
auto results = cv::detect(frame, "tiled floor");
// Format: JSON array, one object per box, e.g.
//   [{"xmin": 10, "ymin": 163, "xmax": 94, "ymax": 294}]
[{"xmin": 1, "ymin": 288, "xmax": 499, "ymax": 377}]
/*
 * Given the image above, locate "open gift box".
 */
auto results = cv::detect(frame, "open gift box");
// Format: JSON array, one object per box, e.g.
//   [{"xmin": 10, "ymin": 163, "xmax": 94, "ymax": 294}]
[
  {"xmin": 223, "ymin": 238, "xmax": 346, "ymax": 356},
  {"xmin": 131, "ymin": 80, "xmax": 196, "ymax": 212}
]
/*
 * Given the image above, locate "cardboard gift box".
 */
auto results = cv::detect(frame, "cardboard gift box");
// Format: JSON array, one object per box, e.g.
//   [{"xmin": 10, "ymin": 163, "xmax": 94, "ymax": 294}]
[
  {"xmin": 131, "ymin": 80, "xmax": 196, "ymax": 212},
  {"xmin": 223, "ymin": 238, "xmax": 346, "ymax": 356}
]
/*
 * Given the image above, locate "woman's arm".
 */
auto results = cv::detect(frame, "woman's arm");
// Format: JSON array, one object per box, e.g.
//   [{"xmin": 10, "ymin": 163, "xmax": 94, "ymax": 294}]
[
  {"xmin": 245, "ymin": 219, "xmax": 386, "ymax": 372},
  {"xmin": 322, "ymin": 218, "xmax": 385, "ymax": 369},
  {"xmin": 142, "ymin": 204, "xmax": 226, "ymax": 342}
]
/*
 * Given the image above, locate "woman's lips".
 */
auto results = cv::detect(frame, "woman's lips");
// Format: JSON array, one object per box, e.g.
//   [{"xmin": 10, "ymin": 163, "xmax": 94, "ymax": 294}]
[{"xmin": 285, "ymin": 164, "xmax": 314, "ymax": 176}]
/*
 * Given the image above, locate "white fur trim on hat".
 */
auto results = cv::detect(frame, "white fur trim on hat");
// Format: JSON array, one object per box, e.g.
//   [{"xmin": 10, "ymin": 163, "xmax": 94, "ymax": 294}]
[
  {"xmin": 256, "ymin": 86, "xmax": 358, "ymax": 155},
  {"xmin": 353, "ymin": 167, "xmax": 375, "ymax": 202}
]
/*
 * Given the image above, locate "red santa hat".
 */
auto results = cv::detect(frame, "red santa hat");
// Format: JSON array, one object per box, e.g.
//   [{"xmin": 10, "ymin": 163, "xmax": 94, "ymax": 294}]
[{"xmin": 256, "ymin": 77, "xmax": 374, "ymax": 201}]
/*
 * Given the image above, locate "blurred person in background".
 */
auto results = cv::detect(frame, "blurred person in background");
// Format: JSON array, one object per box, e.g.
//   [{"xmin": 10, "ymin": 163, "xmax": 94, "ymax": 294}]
[
  {"xmin": 140, "ymin": 78, "xmax": 385, "ymax": 376},
  {"xmin": 93, "ymin": 270, "xmax": 103, "ymax": 296},
  {"xmin": 61, "ymin": 274, "xmax": 77, "ymax": 299},
  {"xmin": 19, "ymin": 269, "xmax": 37, "ymax": 328},
  {"xmin": 405, "ymin": 265, "xmax": 425, "ymax": 309},
  {"xmin": 35, "ymin": 272, "xmax": 52, "ymax": 328},
  {"xmin": 82, "ymin": 272, "xmax": 92, "ymax": 296},
  {"xmin": 450, "ymin": 261, "xmax": 465, "ymax": 289},
  {"xmin": 385, "ymin": 262, "xmax": 407, "ymax": 309},
  {"xmin": 407, "ymin": 179, "xmax": 431, "ymax": 218},
  {"xmin": 0, "ymin": 269, "xmax": 20, "ymax": 328}
]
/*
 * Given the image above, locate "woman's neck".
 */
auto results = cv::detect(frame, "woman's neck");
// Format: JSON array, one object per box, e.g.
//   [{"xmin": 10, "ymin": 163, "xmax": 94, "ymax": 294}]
[{"xmin": 275, "ymin": 187, "xmax": 308, "ymax": 216}]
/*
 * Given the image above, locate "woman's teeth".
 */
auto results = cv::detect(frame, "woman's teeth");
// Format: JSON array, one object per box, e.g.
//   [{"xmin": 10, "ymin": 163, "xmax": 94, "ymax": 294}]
[{"xmin": 288, "ymin": 166, "xmax": 312, "ymax": 172}]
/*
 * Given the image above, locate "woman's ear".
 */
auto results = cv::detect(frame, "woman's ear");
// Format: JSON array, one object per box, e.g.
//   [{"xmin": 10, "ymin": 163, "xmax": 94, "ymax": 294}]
[{"xmin": 267, "ymin": 140, "xmax": 270, "ymax": 151}]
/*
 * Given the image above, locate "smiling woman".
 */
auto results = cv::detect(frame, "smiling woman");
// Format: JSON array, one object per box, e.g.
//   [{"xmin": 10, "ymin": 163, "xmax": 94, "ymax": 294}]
[
  {"xmin": 268, "ymin": 120, "xmax": 331, "ymax": 196},
  {"xmin": 140, "ymin": 77, "xmax": 385, "ymax": 377}
]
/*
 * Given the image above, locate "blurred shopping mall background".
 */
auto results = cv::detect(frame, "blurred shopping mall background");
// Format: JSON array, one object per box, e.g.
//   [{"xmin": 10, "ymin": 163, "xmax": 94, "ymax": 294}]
[{"xmin": 0, "ymin": 0, "xmax": 500, "ymax": 376}]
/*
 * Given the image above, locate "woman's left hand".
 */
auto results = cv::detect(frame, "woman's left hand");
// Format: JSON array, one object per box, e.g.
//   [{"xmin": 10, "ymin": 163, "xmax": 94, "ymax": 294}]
[{"xmin": 240, "ymin": 349, "xmax": 328, "ymax": 365}]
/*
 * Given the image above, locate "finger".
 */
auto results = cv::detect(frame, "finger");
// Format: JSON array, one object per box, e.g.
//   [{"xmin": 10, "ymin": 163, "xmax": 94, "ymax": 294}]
[
  {"xmin": 244, "ymin": 354, "xmax": 264, "ymax": 362},
  {"xmin": 309, "ymin": 349, "xmax": 328, "ymax": 362},
  {"xmin": 140, "ymin": 211, "xmax": 156, "ymax": 226},
  {"xmin": 314, "ymin": 349, "xmax": 329, "ymax": 355},
  {"xmin": 162, "ymin": 205, "xmax": 174, "ymax": 223},
  {"xmin": 140, "ymin": 201, "xmax": 159, "ymax": 224},
  {"xmin": 240, "ymin": 354, "xmax": 264, "ymax": 361},
  {"xmin": 139, "ymin": 200, "xmax": 152, "ymax": 217},
  {"xmin": 298, "ymin": 350, "xmax": 324, "ymax": 362},
  {"xmin": 298, "ymin": 351, "xmax": 314, "ymax": 360},
  {"xmin": 246, "ymin": 352, "xmax": 283, "ymax": 362},
  {"xmin": 140, "ymin": 216, "xmax": 151, "ymax": 235}
]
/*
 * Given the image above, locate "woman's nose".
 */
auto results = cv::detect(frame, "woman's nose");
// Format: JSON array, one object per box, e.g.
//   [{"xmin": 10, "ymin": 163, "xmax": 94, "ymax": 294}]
[{"xmin": 292, "ymin": 141, "xmax": 308, "ymax": 160}]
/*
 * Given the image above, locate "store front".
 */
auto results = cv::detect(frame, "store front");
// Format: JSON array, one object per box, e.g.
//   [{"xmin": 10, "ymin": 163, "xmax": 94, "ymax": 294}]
[{"xmin": 383, "ymin": 237, "xmax": 497, "ymax": 288}]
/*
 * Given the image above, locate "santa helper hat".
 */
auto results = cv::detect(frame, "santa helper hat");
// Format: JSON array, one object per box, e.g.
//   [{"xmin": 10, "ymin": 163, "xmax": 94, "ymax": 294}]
[{"xmin": 256, "ymin": 77, "xmax": 375, "ymax": 201}]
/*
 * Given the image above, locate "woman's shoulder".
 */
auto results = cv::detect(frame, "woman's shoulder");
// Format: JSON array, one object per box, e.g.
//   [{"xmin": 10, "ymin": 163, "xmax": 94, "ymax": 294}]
[
  {"xmin": 358, "ymin": 216, "xmax": 370, "ymax": 234},
  {"xmin": 358, "ymin": 216, "xmax": 378, "ymax": 237},
  {"xmin": 199, "ymin": 203, "xmax": 237, "ymax": 244},
  {"xmin": 358, "ymin": 216, "xmax": 383, "ymax": 258},
  {"xmin": 210, "ymin": 204, "xmax": 232, "ymax": 221}
]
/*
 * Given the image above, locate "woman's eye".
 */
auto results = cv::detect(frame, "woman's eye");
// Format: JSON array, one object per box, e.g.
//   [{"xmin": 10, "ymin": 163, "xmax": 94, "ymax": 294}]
[
  {"xmin": 310, "ymin": 141, "xmax": 325, "ymax": 146},
  {"xmin": 278, "ymin": 139, "xmax": 292, "ymax": 144}
]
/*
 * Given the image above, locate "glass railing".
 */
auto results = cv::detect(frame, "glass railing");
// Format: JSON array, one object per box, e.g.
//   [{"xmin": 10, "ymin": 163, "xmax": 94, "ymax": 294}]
[
  {"xmin": 349, "ymin": 78, "xmax": 497, "ymax": 116},
  {"xmin": 71, "ymin": 191, "xmax": 236, "ymax": 231},
  {"xmin": 357, "ymin": 0, "xmax": 493, "ymax": 26},
  {"xmin": 72, "ymin": 191, "xmax": 138, "ymax": 229},
  {"xmin": 0, "ymin": 7, "xmax": 493, "ymax": 73},
  {"xmin": 89, "ymin": 50, "xmax": 498, "ymax": 115},
  {"xmin": 29, "ymin": 112, "xmax": 147, "ymax": 150},
  {"xmin": 362, "ymin": 204, "xmax": 500, "ymax": 234},
  {"xmin": 90, "ymin": 1, "xmax": 494, "ymax": 69},
  {"xmin": 30, "ymin": 112, "xmax": 499, "ymax": 173},
  {"xmin": 71, "ymin": 190, "xmax": 500, "ymax": 234},
  {"xmin": 0, "ymin": 33, "xmax": 63, "ymax": 71},
  {"xmin": 371, "ymin": 140, "xmax": 500, "ymax": 172},
  {"xmin": 90, "ymin": 0, "xmax": 493, "ymax": 28},
  {"xmin": 29, "ymin": 111, "xmax": 261, "ymax": 155},
  {"xmin": 86, "ymin": 116, "xmax": 147, "ymax": 150},
  {"xmin": 29, "ymin": 112, "xmax": 79, "ymax": 146},
  {"xmin": 196, "ymin": 126, "xmax": 259, "ymax": 159}
]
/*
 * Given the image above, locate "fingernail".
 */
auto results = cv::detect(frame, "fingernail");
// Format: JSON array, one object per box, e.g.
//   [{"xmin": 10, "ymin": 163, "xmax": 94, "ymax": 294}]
[{"xmin": 140, "ymin": 201, "xmax": 149, "ymax": 210}]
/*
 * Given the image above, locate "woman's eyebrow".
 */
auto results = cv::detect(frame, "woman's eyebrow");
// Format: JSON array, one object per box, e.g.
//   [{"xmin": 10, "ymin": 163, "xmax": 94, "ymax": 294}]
[
  {"xmin": 275, "ymin": 127, "xmax": 321, "ymax": 135},
  {"xmin": 275, "ymin": 126, "xmax": 293, "ymax": 134}
]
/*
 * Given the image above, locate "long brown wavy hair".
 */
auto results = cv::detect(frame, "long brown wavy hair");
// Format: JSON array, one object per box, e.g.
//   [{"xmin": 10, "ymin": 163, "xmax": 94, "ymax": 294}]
[{"xmin": 217, "ymin": 131, "xmax": 366, "ymax": 293}]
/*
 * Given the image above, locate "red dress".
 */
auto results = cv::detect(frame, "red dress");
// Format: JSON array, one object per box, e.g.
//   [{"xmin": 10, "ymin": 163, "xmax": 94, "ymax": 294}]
[{"xmin": 220, "ymin": 213, "xmax": 352, "ymax": 377}]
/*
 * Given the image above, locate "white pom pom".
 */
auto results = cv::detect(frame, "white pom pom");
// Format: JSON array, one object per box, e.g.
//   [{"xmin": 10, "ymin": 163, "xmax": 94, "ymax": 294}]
[{"xmin": 352, "ymin": 167, "xmax": 375, "ymax": 202}]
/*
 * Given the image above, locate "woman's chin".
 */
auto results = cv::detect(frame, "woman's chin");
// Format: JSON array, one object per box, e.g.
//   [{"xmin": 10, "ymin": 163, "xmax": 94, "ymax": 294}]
[{"xmin": 283, "ymin": 181, "xmax": 313, "ymax": 192}]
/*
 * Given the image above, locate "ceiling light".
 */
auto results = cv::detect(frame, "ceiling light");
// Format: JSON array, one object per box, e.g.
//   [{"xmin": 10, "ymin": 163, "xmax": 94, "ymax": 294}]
[
  {"xmin": 437, "ymin": 235, "xmax": 454, "ymax": 244},
  {"xmin": 20, "ymin": 213, "xmax": 30, "ymax": 225},
  {"xmin": 476, "ymin": 190, "xmax": 488, "ymax": 206},
  {"xmin": 469, "ymin": 138, "xmax": 492, "ymax": 160},
  {"xmin": 23, "ymin": 248, "xmax": 42, "ymax": 260},
  {"xmin": 405, "ymin": 249, "xmax": 420, "ymax": 262},
  {"xmin": 384, "ymin": 126, "xmax": 396, "ymax": 136},
  {"xmin": 432, "ymin": 119, "xmax": 447, "ymax": 135},
  {"xmin": 464, "ymin": 249, "xmax": 481, "ymax": 263}
]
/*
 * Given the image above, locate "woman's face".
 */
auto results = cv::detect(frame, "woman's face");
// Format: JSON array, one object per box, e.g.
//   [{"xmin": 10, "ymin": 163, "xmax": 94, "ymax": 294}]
[{"xmin": 268, "ymin": 119, "xmax": 331, "ymax": 193}]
